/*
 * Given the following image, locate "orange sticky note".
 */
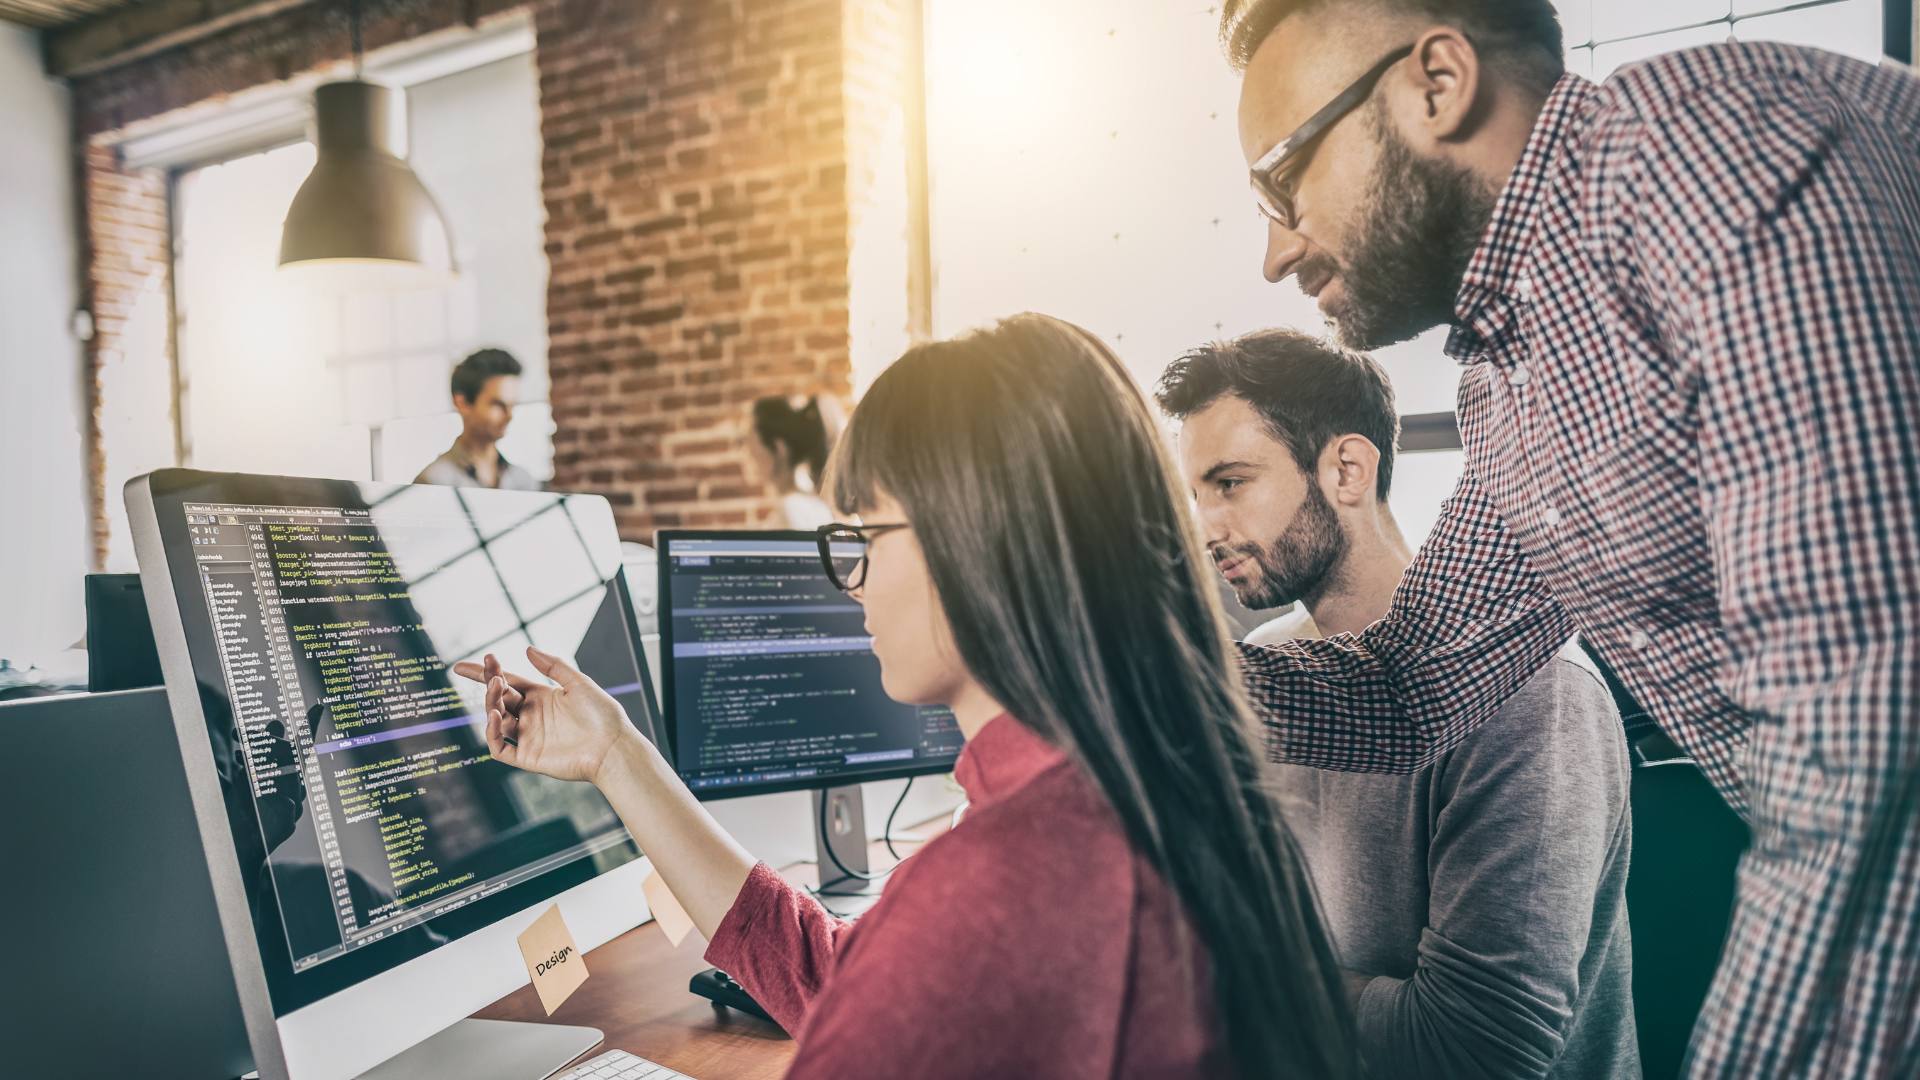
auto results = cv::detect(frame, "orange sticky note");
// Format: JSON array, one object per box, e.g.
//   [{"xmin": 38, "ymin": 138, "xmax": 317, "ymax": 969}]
[
  {"xmin": 517, "ymin": 904, "xmax": 588, "ymax": 1015},
  {"xmin": 643, "ymin": 867, "xmax": 695, "ymax": 947}
]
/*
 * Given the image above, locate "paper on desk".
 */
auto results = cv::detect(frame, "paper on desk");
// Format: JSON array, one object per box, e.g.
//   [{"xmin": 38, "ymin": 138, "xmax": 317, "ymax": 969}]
[
  {"xmin": 643, "ymin": 867, "xmax": 696, "ymax": 947},
  {"xmin": 517, "ymin": 904, "xmax": 588, "ymax": 1015}
]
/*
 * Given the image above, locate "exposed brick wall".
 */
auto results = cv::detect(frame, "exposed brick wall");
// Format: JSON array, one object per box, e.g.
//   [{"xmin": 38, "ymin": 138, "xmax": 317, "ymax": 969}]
[
  {"xmin": 77, "ymin": 144, "xmax": 171, "ymax": 570},
  {"xmin": 537, "ymin": 0, "xmax": 875, "ymax": 536},
  {"xmin": 68, "ymin": 0, "xmax": 916, "ymax": 549}
]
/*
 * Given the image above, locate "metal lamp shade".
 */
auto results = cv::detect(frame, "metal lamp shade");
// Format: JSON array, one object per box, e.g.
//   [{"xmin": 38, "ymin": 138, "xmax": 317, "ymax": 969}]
[{"xmin": 278, "ymin": 80, "xmax": 455, "ymax": 285}]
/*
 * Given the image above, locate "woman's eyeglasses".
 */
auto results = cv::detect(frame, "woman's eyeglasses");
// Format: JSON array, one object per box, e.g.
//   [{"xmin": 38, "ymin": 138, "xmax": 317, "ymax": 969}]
[{"xmin": 816, "ymin": 522, "xmax": 911, "ymax": 593}]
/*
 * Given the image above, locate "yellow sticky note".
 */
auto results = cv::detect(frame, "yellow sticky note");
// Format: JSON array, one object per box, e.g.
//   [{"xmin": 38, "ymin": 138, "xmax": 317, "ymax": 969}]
[
  {"xmin": 517, "ymin": 904, "xmax": 588, "ymax": 1015},
  {"xmin": 643, "ymin": 867, "xmax": 695, "ymax": 947}
]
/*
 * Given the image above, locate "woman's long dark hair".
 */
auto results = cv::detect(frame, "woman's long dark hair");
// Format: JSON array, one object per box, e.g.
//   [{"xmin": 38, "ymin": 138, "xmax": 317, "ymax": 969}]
[{"xmin": 827, "ymin": 313, "xmax": 1357, "ymax": 1076}]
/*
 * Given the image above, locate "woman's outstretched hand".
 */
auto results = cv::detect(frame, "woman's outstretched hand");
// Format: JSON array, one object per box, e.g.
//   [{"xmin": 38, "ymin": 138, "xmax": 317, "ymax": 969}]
[
  {"xmin": 451, "ymin": 646, "xmax": 632, "ymax": 785},
  {"xmin": 460, "ymin": 647, "xmax": 758, "ymax": 945}
]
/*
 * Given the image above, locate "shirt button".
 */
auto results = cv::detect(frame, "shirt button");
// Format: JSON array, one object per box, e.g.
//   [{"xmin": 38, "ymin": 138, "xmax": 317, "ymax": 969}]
[
  {"xmin": 1508, "ymin": 363, "xmax": 1532, "ymax": 387},
  {"xmin": 1512, "ymin": 274, "xmax": 1535, "ymax": 302},
  {"xmin": 1628, "ymin": 629, "xmax": 1652, "ymax": 651},
  {"xmin": 1542, "ymin": 505, "xmax": 1563, "ymax": 528}
]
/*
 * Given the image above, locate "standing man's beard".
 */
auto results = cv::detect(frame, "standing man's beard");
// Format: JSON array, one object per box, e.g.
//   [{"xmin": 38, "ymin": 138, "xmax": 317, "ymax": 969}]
[
  {"xmin": 1213, "ymin": 483, "xmax": 1348, "ymax": 611},
  {"xmin": 1307, "ymin": 105, "xmax": 1498, "ymax": 351}
]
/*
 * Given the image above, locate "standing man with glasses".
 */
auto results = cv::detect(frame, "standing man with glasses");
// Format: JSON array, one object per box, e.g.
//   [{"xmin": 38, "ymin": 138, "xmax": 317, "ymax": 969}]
[{"xmin": 1212, "ymin": 1, "xmax": 1919, "ymax": 1077}]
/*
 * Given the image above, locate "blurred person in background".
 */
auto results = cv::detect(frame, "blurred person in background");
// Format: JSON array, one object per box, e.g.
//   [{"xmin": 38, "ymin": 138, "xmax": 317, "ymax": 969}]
[
  {"xmin": 746, "ymin": 394, "xmax": 843, "ymax": 529},
  {"xmin": 415, "ymin": 348, "xmax": 540, "ymax": 491}
]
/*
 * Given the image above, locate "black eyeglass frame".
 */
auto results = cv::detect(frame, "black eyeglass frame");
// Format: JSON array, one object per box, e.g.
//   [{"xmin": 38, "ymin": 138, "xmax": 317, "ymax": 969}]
[
  {"xmin": 816, "ymin": 522, "xmax": 910, "ymax": 593},
  {"xmin": 1249, "ymin": 44, "xmax": 1415, "ymax": 230}
]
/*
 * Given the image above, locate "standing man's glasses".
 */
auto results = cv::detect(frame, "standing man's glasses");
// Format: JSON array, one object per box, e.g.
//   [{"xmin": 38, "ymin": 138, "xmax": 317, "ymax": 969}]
[
  {"xmin": 816, "ymin": 522, "xmax": 910, "ymax": 593},
  {"xmin": 1249, "ymin": 44, "xmax": 1414, "ymax": 231}
]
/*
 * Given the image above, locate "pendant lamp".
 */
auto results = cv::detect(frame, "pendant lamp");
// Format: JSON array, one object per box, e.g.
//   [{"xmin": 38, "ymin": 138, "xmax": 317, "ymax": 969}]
[{"xmin": 278, "ymin": 0, "xmax": 455, "ymax": 289}]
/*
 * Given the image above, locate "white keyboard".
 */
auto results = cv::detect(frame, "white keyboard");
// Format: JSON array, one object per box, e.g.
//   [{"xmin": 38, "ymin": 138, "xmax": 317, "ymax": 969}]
[{"xmin": 553, "ymin": 1048, "xmax": 698, "ymax": 1080}]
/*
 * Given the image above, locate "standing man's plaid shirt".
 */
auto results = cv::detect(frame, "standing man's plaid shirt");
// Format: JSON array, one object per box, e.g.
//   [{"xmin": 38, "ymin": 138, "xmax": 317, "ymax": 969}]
[{"xmin": 1238, "ymin": 43, "xmax": 1918, "ymax": 1078}]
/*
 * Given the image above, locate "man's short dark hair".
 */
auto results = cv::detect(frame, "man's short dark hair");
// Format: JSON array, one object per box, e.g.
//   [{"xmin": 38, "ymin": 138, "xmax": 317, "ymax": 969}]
[
  {"xmin": 450, "ymin": 348, "xmax": 523, "ymax": 403},
  {"xmin": 1220, "ymin": 0, "xmax": 1564, "ymax": 95},
  {"xmin": 1157, "ymin": 329, "xmax": 1400, "ymax": 501}
]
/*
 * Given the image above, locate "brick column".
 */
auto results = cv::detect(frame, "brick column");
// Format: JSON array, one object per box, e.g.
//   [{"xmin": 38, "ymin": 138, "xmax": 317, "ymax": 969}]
[
  {"xmin": 78, "ymin": 144, "xmax": 172, "ymax": 570},
  {"xmin": 537, "ymin": 0, "xmax": 919, "ymax": 536}
]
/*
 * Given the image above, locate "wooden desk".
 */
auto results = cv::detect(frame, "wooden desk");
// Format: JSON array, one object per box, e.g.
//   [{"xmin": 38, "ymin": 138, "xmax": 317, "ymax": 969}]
[
  {"xmin": 474, "ymin": 914, "xmax": 794, "ymax": 1079},
  {"xmin": 471, "ymin": 819, "xmax": 947, "ymax": 1079}
]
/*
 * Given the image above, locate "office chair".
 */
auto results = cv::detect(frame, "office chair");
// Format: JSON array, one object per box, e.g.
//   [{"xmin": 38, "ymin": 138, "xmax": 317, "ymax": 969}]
[{"xmin": 1588, "ymin": 647, "xmax": 1751, "ymax": 1080}]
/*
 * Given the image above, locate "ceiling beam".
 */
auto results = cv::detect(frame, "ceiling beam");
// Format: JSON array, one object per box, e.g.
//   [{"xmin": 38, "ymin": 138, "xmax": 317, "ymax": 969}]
[
  {"xmin": 0, "ymin": 0, "xmax": 125, "ymax": 31},
  {"xmin": 47, "ymin": 0, "xmax": 316, "ymax": 78}
]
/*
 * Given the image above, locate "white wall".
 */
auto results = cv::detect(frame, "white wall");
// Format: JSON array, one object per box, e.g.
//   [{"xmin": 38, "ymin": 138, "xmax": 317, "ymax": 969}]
[
  {"xmin": 0, "ymin": 25, "xmax": 90, "ymax": 672},
  {"xmin": 924, "ymin": 1, "xmax": 1436, "ymax": 402}
]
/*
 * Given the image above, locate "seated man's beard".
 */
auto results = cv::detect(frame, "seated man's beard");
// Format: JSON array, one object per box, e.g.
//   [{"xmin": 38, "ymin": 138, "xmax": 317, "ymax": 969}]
[
  {"xmin": 1215, "ymin": 483, "xmax": 1347, "ymax": 611},
  {"xmin": 1317, "ymin": 107, "xmax": 1497, "ymax": 351}
]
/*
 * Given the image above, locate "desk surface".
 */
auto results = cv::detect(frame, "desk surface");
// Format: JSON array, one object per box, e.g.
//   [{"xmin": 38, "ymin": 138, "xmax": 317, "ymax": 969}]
[
  {"xmin": 474, "ymin": 912, "xmax": 795, "ymax": 1079},
  {"xmin": 471, "ymin": 820, "xmax": 946, "ymax": 1079}
]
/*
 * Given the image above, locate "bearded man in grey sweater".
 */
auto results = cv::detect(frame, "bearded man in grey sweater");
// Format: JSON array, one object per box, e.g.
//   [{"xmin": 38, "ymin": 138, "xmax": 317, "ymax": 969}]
[{"xmin": 1160, "ymin": 330, "xmax": 1637, "ymax": 1079}]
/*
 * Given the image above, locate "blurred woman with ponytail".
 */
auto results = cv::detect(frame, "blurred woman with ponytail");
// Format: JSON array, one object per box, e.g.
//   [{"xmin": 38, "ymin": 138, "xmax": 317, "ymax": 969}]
[{"xmin": 747, "ymin": 393, "xmax": 843, "ymax": 529}]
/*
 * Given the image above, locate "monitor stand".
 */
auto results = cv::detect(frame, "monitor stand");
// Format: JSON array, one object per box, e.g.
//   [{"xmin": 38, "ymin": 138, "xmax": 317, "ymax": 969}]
[
  {"xmin": 812, "ymin": 784, "xmax": 880, "ymax": 899},
  {"xmin": 359, "ymin": 1018, "xmax": 602, "ymax": 1079}
]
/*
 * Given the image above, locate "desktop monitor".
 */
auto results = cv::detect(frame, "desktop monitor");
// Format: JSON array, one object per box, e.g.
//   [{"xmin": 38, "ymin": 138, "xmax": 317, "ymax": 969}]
[
  {"xmin": 653, "ymin": 529, "xmax": 964, "ymax": 800},
  {"xmin": 127, "ymin": 469, "xmax": 664, "ymax": 1080}
]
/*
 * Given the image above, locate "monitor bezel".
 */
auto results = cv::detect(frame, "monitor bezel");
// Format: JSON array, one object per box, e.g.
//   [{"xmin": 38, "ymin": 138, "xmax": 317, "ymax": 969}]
[
  {"xmin": 654, "ymin": 527, "xmax": 959, "ymax": 801},
  {"xmin": 129, "ymin": 468, "xmax": 662, "ymax": 1079}
]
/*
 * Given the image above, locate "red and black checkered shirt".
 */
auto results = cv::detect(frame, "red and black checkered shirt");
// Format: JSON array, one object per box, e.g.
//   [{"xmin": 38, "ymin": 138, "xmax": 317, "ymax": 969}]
[{"xmin": 1239, "ymin": 43, "xmax": 1919, "ymax": 1078}]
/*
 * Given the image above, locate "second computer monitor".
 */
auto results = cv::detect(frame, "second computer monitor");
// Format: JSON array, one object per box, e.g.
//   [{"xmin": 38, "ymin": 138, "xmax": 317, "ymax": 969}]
[{"xmin": 655, "ymin": 530, "xmax": 963, "ymax": 798}]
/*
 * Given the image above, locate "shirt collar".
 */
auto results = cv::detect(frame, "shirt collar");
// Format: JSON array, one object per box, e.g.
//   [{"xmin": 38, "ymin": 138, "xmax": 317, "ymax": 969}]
[
  {"xmin": 952, "ymin": 714, "xmax": 1068, "ymax": 810},
  {"xmin": 445, "ymin": 438, "xmax": 511, "ymax": 477},
  {"xmin": 1447, "ymin": 73, "xmax": 1599, "ymax": 361}
]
